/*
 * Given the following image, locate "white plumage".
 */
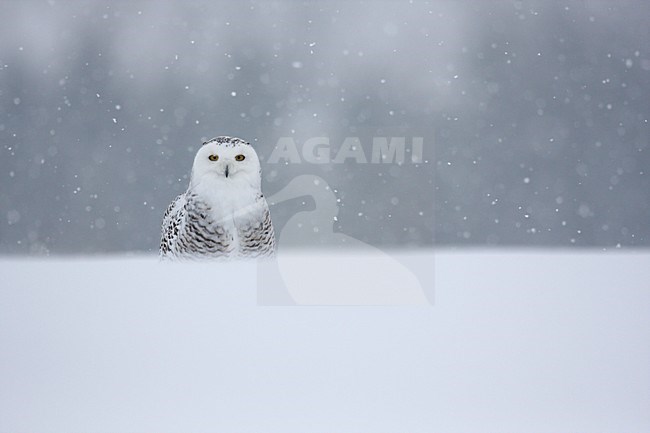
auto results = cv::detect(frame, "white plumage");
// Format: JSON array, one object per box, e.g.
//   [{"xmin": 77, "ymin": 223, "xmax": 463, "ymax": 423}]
[{"xmin": 160, "ymin": 136, "xmax": 275, "ymax": 260}]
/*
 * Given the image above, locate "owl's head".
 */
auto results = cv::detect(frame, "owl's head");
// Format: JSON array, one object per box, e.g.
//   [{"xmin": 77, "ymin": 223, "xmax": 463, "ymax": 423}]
[{"xmin": 190, "ymin": 136, "xmax": 262, "ymax": 189}]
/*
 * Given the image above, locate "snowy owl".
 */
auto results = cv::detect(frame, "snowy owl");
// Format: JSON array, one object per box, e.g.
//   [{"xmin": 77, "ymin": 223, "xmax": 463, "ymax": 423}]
[{"xmin": 160, "ymin": 136, "xmax": 275, "ymax": 260}]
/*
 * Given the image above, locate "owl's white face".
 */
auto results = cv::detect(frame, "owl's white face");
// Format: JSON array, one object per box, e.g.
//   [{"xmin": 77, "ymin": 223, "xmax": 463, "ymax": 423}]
[{"xmin": 190, "ymin": 136, "xmax": 262, "ymax": 190}]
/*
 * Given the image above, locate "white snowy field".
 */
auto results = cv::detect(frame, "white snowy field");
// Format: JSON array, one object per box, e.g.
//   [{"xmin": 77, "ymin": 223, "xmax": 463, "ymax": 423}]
[{"xmin": 1, "ymin": 250, "xmax": 649, "ymax": 433}]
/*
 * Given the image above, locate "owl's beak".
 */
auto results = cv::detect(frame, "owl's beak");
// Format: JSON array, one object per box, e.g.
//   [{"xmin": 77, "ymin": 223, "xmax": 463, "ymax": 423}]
[{"xmin": 224, "ymin": 164, "xmax": 230, "ymax": 178}]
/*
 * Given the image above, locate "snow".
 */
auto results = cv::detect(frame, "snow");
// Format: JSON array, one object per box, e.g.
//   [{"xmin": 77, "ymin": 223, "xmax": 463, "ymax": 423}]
[{"xmin": 1, "ymin": 250, "xmax": 649, "ymax": 432}]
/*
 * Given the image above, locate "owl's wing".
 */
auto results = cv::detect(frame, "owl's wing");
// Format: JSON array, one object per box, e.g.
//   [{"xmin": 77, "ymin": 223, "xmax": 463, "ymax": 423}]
[
  {"xmin": 183, "ymin": 194, "xmax": 235, "ymax": 257},
  {"xmin": 237, "ymin": 194, "xmax": 276, "ymax": 258},
  {"xmin": 160, "ymin": 193, "xmax": 187, "ymax": 258}
]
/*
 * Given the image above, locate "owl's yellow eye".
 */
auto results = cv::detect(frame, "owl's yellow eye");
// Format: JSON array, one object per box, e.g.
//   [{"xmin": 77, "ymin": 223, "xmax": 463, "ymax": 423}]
[
  {"xmin": 208, "ymin": 154, "xmax": 219, "ymax": 161},
  {"xmin": 235, "ymin": 154, "xmax": 245, "ymax": 161}
]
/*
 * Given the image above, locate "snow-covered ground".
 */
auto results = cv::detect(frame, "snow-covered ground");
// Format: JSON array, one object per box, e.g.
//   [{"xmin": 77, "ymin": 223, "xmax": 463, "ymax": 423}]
[{"xmin": 1, "ymin": 250, "xmax": 649, "ymax": 433}]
